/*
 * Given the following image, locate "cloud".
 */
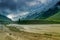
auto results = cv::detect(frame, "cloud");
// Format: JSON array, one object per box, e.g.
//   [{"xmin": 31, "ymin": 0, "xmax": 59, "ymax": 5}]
[
  {"xmin": 26, "ymin": 1, "xmax": 40, "ymax": 6},
  {"xmin": 37, "ymin": 0, "xmax": 47, "ymax": 3},
  {"xmin": 7, "ymin": 11, "xmax": 29, "ymax": 20},
  {"xmin": 13, "ymin": 0, "xmax": 18, "ymax": 3},
  {"xmin": 26, "ymin": 0, "xmax": 49, "ymax": 7},
  {"xmin": 0, "ymin": 0, "xmax": 16, "ymax": 9},
  {"xmin": 20, "ymin": 12, "xmax": 29, "ymax": 16},
  {"xmin": 7, "ymin": 14, "xmax": 14, "ymax": 20}
]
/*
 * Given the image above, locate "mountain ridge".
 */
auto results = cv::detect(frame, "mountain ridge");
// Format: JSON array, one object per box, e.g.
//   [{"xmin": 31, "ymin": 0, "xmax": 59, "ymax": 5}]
[{"xmin": 0, "ymin": 14, "xmax": 12, "ymax": 24}]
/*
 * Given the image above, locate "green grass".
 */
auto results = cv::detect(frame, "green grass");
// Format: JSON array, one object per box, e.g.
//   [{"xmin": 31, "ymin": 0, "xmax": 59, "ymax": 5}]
[
  {"xmin": 16, "ymin": 19, "xmax": 60, "ymax": 24},
  {"xmin": 47, "ymin": 11, "xmax": 60, "ymax": 22}
]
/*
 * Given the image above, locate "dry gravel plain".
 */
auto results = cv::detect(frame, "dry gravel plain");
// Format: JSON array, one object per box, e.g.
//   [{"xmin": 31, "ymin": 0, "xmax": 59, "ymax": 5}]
[{"xmin": 0, "ymin": 24, "xmax": 60, "ymax": 40}]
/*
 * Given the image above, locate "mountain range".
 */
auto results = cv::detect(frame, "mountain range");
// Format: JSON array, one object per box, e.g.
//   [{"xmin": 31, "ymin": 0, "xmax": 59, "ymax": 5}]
[
  {"xmin": 22, "ymin": 1, "xmax": 60, "ymax": 21},
  {"xmin": 0, "ymin": 1, "xmax": 60, "ymax": 24},
  {"xmin": 16, "ymin": 1, "xmax": 60, "ymax": 24}
]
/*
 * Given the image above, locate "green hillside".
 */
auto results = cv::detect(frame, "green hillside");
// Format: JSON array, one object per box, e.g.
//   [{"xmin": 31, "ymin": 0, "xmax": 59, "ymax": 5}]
[
  {"xmin": 46, "ymin": 10, "xmax": 60, "ymax": 22},
  {"xmin": 0, "ymin": 14, "xmax": 12, "ymax": 24}
]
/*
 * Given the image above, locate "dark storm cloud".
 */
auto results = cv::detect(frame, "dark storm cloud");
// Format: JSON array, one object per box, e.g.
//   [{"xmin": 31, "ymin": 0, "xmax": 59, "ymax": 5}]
[
  {"xmin": 0, "ymin": 0, "xmax": 17, "ymax": 16},
  {"xmin": 0, "ymin": 0, "xmax": 59, "ymax": 13},
  {"xmin": 0, "ymin": 0, "xmax": 34, "ymax": 15},
  {"xmin": 0, "ymin": 0, "xmax": 16, "ymax": 10}
]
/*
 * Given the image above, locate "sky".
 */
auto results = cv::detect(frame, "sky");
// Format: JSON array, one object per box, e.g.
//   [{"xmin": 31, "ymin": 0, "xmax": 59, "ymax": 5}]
[{"xmin": 0, "ymin": 0, "xmax": 60, "ymax": 21}]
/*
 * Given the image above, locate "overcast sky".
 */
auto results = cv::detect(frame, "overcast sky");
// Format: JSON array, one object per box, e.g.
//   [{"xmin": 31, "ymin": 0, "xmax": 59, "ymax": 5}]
[{"xmin": 0, "ymin": 0, "xmax": 59, "ymax": 21}]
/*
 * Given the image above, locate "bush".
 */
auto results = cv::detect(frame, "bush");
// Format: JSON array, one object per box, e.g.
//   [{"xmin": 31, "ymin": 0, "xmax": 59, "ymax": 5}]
[{"xmin": 6, "ymin": 26, "xmax": 20, "ymax": 32}]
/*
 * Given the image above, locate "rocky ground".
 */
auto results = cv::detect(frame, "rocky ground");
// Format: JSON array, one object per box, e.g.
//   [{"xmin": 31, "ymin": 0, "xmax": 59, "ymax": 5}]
[{"xmin": 0, "ymin": 24, "xmax": 60, "ymax": 40}]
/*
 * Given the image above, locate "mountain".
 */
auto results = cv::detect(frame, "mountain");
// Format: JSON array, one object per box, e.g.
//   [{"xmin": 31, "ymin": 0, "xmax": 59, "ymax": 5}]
[
  {"xmin": 17, "ymin": 1, "xmax": 60, "ymax": 24},
  {"xmin": 46, "ymin": 1, "xmax": 60, "ymax": 22},
  {"xmin": 25, "ymin": 1, "xmax": 60, "ymax": 19},
  {"xmin": 0, "ymin": 14, "xmax": 12, "ymax": 24},
  {"xmin": 47, "ymin": 10, "xmax": 60, "ymax": 22},
  {"xmin": 35, "ymin": 6, "xmax": 59, "ymax": 19},
  {"xmin": 23, "ymin": 1, "xmax": 60, "ymax": 20}
]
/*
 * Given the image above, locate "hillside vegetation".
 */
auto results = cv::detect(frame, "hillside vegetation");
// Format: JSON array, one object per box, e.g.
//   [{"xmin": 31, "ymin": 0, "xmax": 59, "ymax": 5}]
[
  {"xmin": 47, "ymin": 10, "xmax": 60, "ymax": 22},
  {"xmin": 0, "ymin": 14, "xmax": 12, "ymax": 24}
]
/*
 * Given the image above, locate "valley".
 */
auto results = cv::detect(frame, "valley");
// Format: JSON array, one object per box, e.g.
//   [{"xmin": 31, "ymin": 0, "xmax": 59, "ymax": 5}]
[{"xmin": 0, "ymin": 0, "xmax": 60, "ymax": 40}]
